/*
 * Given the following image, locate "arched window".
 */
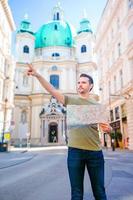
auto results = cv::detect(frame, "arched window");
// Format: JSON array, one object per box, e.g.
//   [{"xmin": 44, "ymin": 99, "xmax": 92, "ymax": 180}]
[
  {"xmin": 54, "ymin": 24, "xmax": 58, "ymax": 30},
  {"xmin": 50, "ymin": 75, "xmax": 59, "ymax": 89},
  {"xmin": 51, "ymin": 66, "xmax": 57, "ymax": 71},
  {"xmin": 52, "ymin": 53, "xmax": 60, "ymax": 57},
  {"xmin": 23, "ymin": 45, "xmax": 29, "ymax": 53},
  {"xmin": 57, "ymin": 12, "xmax": 59, "ymax": 20},
  {"xmin": 81, "ymin": 45, "xmax": 87, "ymax": 53}
]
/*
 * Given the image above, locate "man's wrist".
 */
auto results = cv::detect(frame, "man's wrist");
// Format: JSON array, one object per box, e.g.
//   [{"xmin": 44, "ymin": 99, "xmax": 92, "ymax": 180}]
[{"xmin": 35, "ymin": 73, "xmax": 41, "ymax": 78}]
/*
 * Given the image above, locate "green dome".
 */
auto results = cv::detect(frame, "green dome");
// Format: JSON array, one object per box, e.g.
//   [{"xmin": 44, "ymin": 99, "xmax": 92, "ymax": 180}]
[{"xmin": 35, "ymin": 20, "xmax": 74, "ymax": 48}]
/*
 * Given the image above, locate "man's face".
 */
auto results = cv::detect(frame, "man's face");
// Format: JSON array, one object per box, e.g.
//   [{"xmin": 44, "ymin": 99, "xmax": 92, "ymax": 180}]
[{"xmin": 77, "ymin": 77, "xmax": 93, "ymax": 94}]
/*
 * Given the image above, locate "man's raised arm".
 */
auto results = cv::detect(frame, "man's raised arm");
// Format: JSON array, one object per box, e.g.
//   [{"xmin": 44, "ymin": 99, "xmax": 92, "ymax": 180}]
[{"xmin": 27, "ymin": 64, "xmax": 65, "ymax": 105}]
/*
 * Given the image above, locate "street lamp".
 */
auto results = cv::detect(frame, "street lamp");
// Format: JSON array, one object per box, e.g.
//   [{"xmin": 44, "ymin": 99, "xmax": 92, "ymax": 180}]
[
  {"xmin": 2, "ymin": 98, "xmax": 8, "ymax": 140},
  {"xmin": 0, "ymin": 98, "xmax": 8, "ymax": 151}
]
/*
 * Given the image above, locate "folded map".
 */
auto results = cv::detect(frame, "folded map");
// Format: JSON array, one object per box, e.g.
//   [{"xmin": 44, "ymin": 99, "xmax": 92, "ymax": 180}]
[{"xmin": 67, "ymin": 105, "xmax": 109, "ymax": 127}]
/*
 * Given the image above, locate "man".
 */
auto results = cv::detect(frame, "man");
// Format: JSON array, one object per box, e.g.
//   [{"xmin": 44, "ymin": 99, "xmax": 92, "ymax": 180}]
[{"xmin": 27, "ymin": 64, "xmax": 110, "ymax": 200}]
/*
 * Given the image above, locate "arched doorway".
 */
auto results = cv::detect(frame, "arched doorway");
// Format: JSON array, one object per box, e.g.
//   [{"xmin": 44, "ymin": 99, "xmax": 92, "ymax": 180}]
[{"xmin": 48, "ymin": 123, "xmax": 58, "ymax": 143}]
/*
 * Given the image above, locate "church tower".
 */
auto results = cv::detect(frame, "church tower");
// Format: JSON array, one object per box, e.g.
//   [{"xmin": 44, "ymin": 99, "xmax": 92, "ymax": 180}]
[
  {"xmin": 12, "ymin": 4, "xmax": 97, "ymax": 147},
  {"xmin": 52, "ymin": 2, "xmax": 64, "ymax": 21},
  {"xmin": 16, "ymin": 14, "xmax": 35, "ymax": 63},
  {"xmin": 75, "ymin": 11, "xmax": 97, "ymax": 90}
]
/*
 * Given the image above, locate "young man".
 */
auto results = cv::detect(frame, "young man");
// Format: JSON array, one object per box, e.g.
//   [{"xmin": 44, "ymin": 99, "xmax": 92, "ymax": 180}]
[{"xmin": 27, "ymin": 64, "xmax": 110, "ymax": 200}]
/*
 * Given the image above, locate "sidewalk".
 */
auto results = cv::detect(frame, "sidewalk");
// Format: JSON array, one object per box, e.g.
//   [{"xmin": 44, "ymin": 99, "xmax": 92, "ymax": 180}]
[
  {"xmin": 0, "ymin": 148, "xmax": 36, "ymax": 169},
  {"xmin": 0, "ymin": 145, "xmax": 67, "ymax": 169}
]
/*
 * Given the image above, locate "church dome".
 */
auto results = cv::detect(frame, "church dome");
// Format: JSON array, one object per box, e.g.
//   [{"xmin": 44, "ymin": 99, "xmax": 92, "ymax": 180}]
[{"xmin": 35, "ymin": 20, "xmax": 74, "ymax": 48}]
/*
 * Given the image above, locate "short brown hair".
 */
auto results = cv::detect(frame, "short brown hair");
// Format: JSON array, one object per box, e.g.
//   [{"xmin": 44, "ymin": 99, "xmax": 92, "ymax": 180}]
[{"xmin": 79, "ymin": 74, "xmax": 94, "ymax": 91}]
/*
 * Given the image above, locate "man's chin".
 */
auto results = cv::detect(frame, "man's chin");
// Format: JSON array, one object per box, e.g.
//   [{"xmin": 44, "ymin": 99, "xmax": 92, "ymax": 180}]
[{"xmin": 78, "ymin": 90, "xmax": 84, "ymax": 94}]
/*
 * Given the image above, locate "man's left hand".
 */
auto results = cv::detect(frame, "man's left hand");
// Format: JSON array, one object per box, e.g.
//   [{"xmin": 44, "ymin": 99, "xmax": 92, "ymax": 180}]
[{"xmin": 99, "ymin": 123, "xmax": 112, "ymax": 133}]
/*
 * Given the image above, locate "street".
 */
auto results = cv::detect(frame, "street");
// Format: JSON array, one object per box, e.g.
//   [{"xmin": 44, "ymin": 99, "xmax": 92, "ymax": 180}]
[{"xmin": 0, "ymin": 147, "xmax": 133, "ymax": 200}]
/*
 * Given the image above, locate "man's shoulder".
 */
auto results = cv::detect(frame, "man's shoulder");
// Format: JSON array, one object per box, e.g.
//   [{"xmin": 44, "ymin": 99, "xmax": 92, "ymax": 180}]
[
  {"xmin": 64, "ymin": 95, "xmax": 100, "ymax": 105},
  {"xmin": 64, "ymin": 95, "xmax": 79, "ymax": 105}
]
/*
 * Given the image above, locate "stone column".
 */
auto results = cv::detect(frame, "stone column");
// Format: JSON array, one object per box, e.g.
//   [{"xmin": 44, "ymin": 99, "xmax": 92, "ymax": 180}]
[
  {"xmin": 45, "ymin": 119, "xmax": 49, "ymax": 144},
  {"xmin": 58, "ymin": 119, "xmax": 61, "ymax": 143},
  {"xmin": 68, "ymin": 68, "xmax": 74, "ymax": 91},
  {"xmin": 60, "ymin": 68, "xmax": 67, "ymax": 91}
]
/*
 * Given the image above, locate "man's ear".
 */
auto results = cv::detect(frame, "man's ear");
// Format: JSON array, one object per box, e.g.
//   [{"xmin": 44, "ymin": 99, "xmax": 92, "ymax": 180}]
[{"xmin": 90, "ymin": 84, "xmax": 94, "ymax": 91}]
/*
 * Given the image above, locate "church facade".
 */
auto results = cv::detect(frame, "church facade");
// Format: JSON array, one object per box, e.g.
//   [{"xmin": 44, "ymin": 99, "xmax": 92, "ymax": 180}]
[{"xmin": 12, "ymin": 3, "xmax": 97, "ymax": 147}]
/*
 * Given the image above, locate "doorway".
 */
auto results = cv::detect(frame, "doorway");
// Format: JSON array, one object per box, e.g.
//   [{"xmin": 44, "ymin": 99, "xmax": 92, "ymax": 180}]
[{"xmin": 48, "ymin": 123, "xmax": 58, "ymax": 143}]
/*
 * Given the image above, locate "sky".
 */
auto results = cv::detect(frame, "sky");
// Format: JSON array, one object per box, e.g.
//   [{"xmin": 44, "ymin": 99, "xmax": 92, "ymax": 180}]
[
  {"xmin": 9, "ymin": 0, "xmax": 107, "ymax": 33},
  {"xmin": 8, "ymin": 0, "xmax": 107, "ymax": 94}
]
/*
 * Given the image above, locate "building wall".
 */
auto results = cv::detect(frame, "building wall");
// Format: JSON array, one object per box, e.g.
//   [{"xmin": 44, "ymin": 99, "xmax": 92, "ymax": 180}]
[
  {"xmin": 0, "ymin": 0, "xmax": 15, "ymax": 141},
  {"xmin": 75, "ymin": 32, "xmax": 96, "ymax": 63},
  {"xmin": 96, "ymin": 0, "xmax": 133, "ymax": 149},
  {"xmin": 16, "ymin": 32, "xmax": 35, "ymax": 63}
]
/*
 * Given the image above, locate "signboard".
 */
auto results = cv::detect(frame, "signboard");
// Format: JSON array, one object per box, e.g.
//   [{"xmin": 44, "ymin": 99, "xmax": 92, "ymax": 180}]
[
  {"xmin": 67, "ymin": 105, "xmax": 109, "ymax": 128},
  {"xmin": 4, "ymin": 132, "xmax": 11, "ymax": 141}
]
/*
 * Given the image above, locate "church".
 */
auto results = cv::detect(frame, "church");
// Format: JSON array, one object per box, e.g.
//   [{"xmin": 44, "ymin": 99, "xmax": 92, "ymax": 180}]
[{"xmin": 12, "ymin": 3, "xmax": 98, "ymax": 146}]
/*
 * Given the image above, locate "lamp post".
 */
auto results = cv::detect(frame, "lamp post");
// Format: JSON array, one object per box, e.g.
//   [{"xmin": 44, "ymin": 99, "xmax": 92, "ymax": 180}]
[{"xmin": 2, "ymin": 98, "xmax": 8, "ymax": 143}]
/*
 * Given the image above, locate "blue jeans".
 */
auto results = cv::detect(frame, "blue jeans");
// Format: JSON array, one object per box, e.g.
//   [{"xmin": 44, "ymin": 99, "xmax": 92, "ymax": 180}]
[{"xmin": 67, "ymin": 147, "xmax": 107, "ymax": 200}]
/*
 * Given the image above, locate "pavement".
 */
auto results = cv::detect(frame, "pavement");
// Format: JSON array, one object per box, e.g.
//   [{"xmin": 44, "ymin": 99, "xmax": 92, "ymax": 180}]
[
  {"xmin": 0, "ymin": 147, "xmax": 36, "ymax": 169},
  {"xmin": 0, "ymin": 146, "xmax": 67, "ymax": 169},
  {"xmin": 0, "ymin": 146, "xmax": 131, "ymax": 171},
  {"xmin": 0, "ymin": 146, "xmax": 133, "ymax": 200}
]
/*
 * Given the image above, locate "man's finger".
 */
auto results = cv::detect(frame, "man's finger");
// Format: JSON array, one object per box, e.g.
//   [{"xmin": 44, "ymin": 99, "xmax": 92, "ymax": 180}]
[{"xmin": 27, "ymin": 63, "xmax": 33, "ymax": 70}]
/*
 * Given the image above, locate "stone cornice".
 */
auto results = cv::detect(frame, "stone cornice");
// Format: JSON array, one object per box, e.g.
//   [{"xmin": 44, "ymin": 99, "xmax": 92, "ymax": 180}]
[
  {"xmin": 1, "ymin": 0, "xmax": 16, "ymax": 30},
  {"xmin": 77, "ymin": 61, "xmax": 97, "ymax": 70},
  {"xmin": 16, "ymin": 32, "xmax": 35, "ymax": 40}
]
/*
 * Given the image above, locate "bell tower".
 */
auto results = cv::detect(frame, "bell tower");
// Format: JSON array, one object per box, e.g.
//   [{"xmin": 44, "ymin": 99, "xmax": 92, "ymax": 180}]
[
  {"xmin": 52, "ymin": 2, "xmax": 64, "ymax": 21},
  {"xmin": 16, "ymin": 14, "xmax": 35, "ymax": 63}
]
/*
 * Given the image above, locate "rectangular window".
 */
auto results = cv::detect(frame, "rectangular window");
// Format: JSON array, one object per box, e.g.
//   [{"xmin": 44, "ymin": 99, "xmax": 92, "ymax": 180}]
[
  {"xmin": 128, "ymin": 0, "xmax": 133, "ymax": 9},
  {"xmin": 110, "ymin": 110, "xmax": 114, "ymax": 121},
  {"xmin": 120, "ymin": 69, "xmax": 123, "ymax": 88},
  {"xmin": 115, "ymin": 106, "xmax": 120, "ymax": 120},
  {"xmin": 118, "ymin": 42, "xmax": 121, "ymax": 57},
  {"xmin": 128, "ymin": 23, "xmax": 133, "ymax": 41}
]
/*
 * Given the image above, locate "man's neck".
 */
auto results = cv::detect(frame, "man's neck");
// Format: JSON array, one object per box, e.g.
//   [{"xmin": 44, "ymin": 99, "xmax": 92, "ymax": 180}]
[{"xmin": 79, "ymin": 93, "xmax": 90, "ymax": 99}]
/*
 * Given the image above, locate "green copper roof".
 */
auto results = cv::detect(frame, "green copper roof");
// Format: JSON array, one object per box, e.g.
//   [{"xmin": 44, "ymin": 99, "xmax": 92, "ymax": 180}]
[
  {"xmin": 77, "ymin": 18, "xmax": 92, "ymax": 34},
  {"xmin": 35, "ymin": 20, "xmax": 74, "ymax": 48},
  {"xmin": 18, "ymin": 18, "xmax": 33, "ymax": 35}
]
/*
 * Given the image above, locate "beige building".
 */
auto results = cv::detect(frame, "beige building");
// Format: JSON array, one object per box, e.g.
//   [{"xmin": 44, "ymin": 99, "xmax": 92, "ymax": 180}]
[
  {"xmin": 96, "ymin": 0, "xmax": 133, "ymax": 149},
  {"xmin": 12, "ymin": 3, "xmax": 98, "ymax": 147},
  {"xmin": 0, "ymin": 0, "xmax": 16, "ymax": 143}
]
